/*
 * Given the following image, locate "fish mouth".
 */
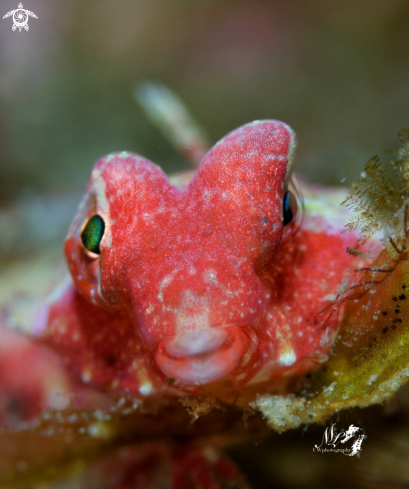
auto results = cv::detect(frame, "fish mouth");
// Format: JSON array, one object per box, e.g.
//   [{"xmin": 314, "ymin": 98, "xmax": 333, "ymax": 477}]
[{"xmin": 155, "ymin": 326, "xmax": 246, "ymax": 385}]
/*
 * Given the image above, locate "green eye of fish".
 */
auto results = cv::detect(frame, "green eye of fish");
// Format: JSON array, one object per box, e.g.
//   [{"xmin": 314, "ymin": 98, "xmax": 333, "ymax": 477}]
[
  {"xmin": 283, "ymin": 191, "xmax": 297, "ymax": 226},
  {"xmin": 81, "ymin": 215, "xmax": 105, "ymax": 254}
]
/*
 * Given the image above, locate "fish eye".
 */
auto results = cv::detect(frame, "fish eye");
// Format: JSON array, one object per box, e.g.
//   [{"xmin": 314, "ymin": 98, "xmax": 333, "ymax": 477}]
[
  {"xmin": 283, "ymin": 190, "xmax": 297, "ymax": 226},
  {"xmin": 282, "ymin": 174, "xmax": 304, "ymax": 241},
  {"xmin": 81, "ymin": 214, "xmax": 105, "ymax": 254}
]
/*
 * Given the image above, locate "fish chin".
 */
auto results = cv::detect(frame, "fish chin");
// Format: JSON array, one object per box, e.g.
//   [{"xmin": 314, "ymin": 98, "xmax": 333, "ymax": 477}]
[{"xmin": 155, "ymin": 326, "xmax": 246, "ymax": 385}]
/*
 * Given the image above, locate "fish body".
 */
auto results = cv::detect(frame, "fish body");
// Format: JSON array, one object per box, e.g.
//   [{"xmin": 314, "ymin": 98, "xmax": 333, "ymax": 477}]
[
  {"xmin": 0, "ymin": 120, "xmax": 370, "ymax": 488},
  {"xmin": 21, "ymin": 120, "xmax": 362, "ymax": 399}
]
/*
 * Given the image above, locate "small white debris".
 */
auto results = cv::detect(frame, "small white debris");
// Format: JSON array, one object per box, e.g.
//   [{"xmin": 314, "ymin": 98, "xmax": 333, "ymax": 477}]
[
  {"xmin": 250, "ymin": 395, "xmax": 305, "ymax": 430},
  {"xmin": 117, "ymin": 397, "xmax": 126, "ymax": 408},
  {"xmin": 81, "ymin": 369, "xmax": 92, "ymax": 383},
  {"xmin": 320, "ymin": 327, "xmax": 330, "ymax": 348},
  {"xmin": 139, "ymin": 381, "xmax": 153, "ymax": 396},
  {"xmin": 368, "ymin": 374, "xmax": 378, "ymax": 385},
  {"xmin": 87, "ymin": 422, "xmax": 112, "ymax": 439},
  {"xmin": 323, "ymin": 381, "xmax": 337, "ymax": 395},
  {"xmin": 279, "ymin": 349, "xmax": 297, "ymax": 366}
]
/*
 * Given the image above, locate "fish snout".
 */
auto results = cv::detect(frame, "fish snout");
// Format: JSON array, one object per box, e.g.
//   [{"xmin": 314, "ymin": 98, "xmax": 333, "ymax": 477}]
[{"xmin": 155, "ymin": 326, "xmax": 247, "ymax": 385}]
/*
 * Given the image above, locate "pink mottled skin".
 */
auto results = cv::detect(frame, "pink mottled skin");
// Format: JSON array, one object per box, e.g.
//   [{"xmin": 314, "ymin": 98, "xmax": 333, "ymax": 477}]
[
  {"xmin": 0, "ymin": 119, "xmax": 366, "ymax": 489},
  {"xmin": 25, "ymin": 120, "xmax": 360, "ymax": 398},
  {"xmin": 0, "ymin": 327, "xmax": 70, "ymax": 427}
]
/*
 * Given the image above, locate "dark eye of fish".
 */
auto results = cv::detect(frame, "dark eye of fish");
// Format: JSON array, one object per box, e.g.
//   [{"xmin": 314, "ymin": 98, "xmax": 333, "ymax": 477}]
[
  {"xmin": 81, "ymin": 215, "xmax": 105, "ymax": 254},
  {"xmin": 283, "ymin": 191, "xmax": 297, "ymax": 226}
]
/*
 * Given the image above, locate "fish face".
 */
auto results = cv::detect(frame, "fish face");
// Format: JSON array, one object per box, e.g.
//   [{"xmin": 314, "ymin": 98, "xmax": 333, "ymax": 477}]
[{"xmin": 63, "ymin": 121, "xmax": 302, "ymax": 386}]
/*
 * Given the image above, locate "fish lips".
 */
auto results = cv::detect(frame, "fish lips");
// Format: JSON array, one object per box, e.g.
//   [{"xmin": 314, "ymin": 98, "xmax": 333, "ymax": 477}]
[{"xmin": 155, "ymin": 326, "xmax": 247, "ymax": 385}]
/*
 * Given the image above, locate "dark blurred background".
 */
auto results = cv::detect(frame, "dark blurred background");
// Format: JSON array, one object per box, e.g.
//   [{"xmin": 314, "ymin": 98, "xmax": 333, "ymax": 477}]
[
  {"xmin": 1, "ymin": 0, "xmax": 408, "ymax": 199},
  {"xmin": 1, "ymin": 2, "xmax": 409, "ymax": 488}
]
